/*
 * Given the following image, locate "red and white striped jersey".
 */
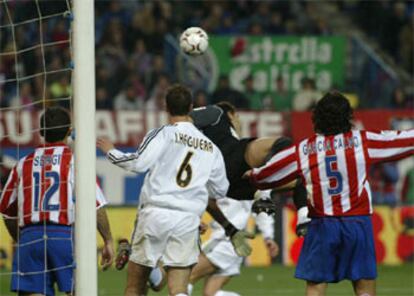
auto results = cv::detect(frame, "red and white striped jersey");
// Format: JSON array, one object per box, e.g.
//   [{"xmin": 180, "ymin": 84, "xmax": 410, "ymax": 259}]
[
  {"xmin": 0, "ymin": 143, "xmax": 107, "ymax": 227},
  {"xmin": 251, "ymin": 130, "xmax": 414, "ymax": 217}
]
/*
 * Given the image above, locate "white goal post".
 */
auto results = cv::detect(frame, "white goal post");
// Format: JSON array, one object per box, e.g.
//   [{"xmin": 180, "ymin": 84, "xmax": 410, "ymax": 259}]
[{"xmin": 73, "ymin": 0, "xmax": 97, "ymax": 294}]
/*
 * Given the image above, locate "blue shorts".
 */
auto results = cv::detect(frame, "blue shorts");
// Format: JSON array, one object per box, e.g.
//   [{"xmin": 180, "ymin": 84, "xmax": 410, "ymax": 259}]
[
  {"xmin": 11, "ymin": 225, "xmax": 74, "ymax": 296},
  {"xmin": 295, "ymin": 215, "xmax": 377, "ymax": 283}
]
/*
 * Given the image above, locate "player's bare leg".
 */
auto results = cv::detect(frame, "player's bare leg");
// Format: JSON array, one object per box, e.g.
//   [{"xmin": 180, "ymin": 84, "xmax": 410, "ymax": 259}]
[
  {"xmin": 245, "ymin": 137, "xmax": 277, "ymax": 168},
  {"xmin": 305, "ymin": 281, "xmax": 327, "ymax": 296},
  {"xmin": 189, "ymin": 253, "xmax": 217, "ymax": 284},
  {"xmin": 167, "ymin": 266, "xmax": 192, "ymax": 295},
  {"xmin": 244, "ymin": 137, "xmax": 297, "ymax": 191},
  {"xmin": 352, "ymin": 279, "xmax": 376, "ymax": 296},
  {"xmin": 124, "ymin": 261, "xmax": 151, "ymax": 296},
  {"xmin": 203, "ymin": 275, "xmax": 231, "ymax": 296}
]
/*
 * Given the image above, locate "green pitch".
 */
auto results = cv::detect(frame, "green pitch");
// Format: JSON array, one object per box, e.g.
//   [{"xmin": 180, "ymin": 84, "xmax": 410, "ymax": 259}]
[{"xmin": 1, "ymin": 265, "xmax": 413, "ymax": 295}]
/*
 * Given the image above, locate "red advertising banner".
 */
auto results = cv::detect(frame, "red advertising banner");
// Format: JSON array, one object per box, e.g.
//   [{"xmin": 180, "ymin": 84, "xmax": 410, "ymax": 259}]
[
  {"xmin": 1, "ymin": 109, "xmax": 412, "ymax": 147},
  {"xmin": 0, "ymin": 110, "xmax": 287, "ymax": 147}
]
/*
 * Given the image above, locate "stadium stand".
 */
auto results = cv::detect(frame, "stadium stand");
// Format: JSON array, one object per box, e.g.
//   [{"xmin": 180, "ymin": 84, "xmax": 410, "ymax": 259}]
[{"xmin": 1, "ymin": 0, "xmax": 413, "ymax": 111}]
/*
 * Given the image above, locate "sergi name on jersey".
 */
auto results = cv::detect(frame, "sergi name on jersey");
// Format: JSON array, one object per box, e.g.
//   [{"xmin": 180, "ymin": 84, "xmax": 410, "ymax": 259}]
[{"xmin": 33, "ymin": 154, "xmax": 62, "ymax": 166}]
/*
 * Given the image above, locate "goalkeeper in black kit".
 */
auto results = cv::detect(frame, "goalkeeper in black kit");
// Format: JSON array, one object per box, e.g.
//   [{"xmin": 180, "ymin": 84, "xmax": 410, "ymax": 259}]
[{"xmin": 190, "ymin": 102, "xmax": 310, "ymax": 235}]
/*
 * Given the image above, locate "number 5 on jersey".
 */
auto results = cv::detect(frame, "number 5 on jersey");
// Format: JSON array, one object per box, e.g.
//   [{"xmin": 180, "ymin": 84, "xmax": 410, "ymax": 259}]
[
  {"xmin": 176, "ymin": 151, "xmax": 194, "ymax": 187},
  {"xmin": 325, "ymin": 155, "xmax": 343, "ymax": 195}
]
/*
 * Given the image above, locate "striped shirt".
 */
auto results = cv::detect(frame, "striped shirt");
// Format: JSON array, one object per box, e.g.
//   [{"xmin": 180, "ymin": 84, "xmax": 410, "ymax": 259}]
[
  {"xmin": 0, "ymin": 143, "xmax": 107, "ymax": 227},
  {"xmin": 250, "ymin": 130, "xmax": 414, "ymax": 217}
]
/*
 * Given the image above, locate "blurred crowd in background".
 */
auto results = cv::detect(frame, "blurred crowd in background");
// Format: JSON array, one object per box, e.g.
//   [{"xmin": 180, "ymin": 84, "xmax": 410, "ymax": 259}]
[
  {"xmin": 0, "ymin": 0, "xmax": 413, "ymax": 112},
  {"xmin": 343, "ymin": 1, "xmax": 414, "ymax": 76}
]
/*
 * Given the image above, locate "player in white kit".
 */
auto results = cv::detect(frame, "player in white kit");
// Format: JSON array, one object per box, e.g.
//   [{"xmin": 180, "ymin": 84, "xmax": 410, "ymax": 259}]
[
  {"xmin": 97, "ymin": 85, "xmax": 253, "ymax": 296},
  {"xmin": 187, "ymin": 190, "xmax": 278, "ymax": 296}
]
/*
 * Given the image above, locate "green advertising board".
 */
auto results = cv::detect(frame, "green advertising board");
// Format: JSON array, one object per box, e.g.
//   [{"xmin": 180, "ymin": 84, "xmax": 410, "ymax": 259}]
[{"xmin": 208, "ymin": 36, "xmax": 346, "ymax": 92}]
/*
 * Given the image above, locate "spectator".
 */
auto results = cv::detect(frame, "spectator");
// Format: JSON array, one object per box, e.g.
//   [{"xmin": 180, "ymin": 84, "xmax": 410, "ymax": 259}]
[
  {"xmin": 96, "ymin": 87, "xmax": 113, "ymax": 110},
  {"xmin": 114, "ymin": 82, "xmax": 145, "ymax": 110},
  {"xmin": 244, "ymin": 75, "xmax": 265, "ymax": 110},
  {"xmin": 129, "ymin": 74, "xmax": 147, "ymax": 100},
  {"xmin": 249, "ymin": 22, "xmax": 264, "ymax": 35},
  {"xmin": 96, "ymin": 19, "xmax": 128, "ymax": 92},
  {"xmin": 268, "ymin": 11, "xmax": 285, "ymax": 34},
  {"xmin": 50, "ymin": 19, "xmax": 69, "ymax": 49},
  {"xmin": 212, "ymin": 75, "xmax": 249, "ymax": 109},
  {"xmin": 399, "ymin": 14, "xmax": 414, "ymax": 75},
  {"xmin": 390, "ymin": 87, "xmax": 408, "ymax": 109},
  {"xmin": 147, "ymin": 55, "xmax": 167, "ymax": 90},
  {"xmin": 292, "ymin": 78, "xmax": 322, "ymax": 111},
  {"xmin": 96, "ymin": 66, "xmax": 119, "ymax": 99},
  {"xmin": 370, "ymin": 163, "xmax": 400, "ymax": 207},
  {"xmin": 266, "ymin": 76, "xmax": 293, "ymax": 111},
  {"xmin": 9, "ymin": 82, "xmax": 34, "ymax": 110},
  {"xmin": 193, "ymin": 90, "xmax": 209, "ymax": 108},
  {"xmin": 146, "ymin": 18, "xmax": 168, "ymax": 54},
  {"xmin": 313, "ymin": 17, "xmax": 332, "ymax": 35},
  {"xmin": 49, "ymin": 75, "xmax": 71, "ymax": 100},
  {"xmin": 146, "ymin": 74, "xmax": 171, "ymax": 111},
  {"xmin": 96, "ymin": 0, "xmax": 131, "ymax": 42},
  {"xmin": 128, "ymin": 39, "xmax": 152, "ymax": 79}
]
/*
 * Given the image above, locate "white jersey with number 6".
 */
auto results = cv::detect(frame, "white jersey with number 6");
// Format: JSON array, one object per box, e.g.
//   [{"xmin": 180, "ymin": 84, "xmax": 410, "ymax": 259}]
[{"xmin": 107, "ymin": 121, "xmax": 229, "ymax": 216}]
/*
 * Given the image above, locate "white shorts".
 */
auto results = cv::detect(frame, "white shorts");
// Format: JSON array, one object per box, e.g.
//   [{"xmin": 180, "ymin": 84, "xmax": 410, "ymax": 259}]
[
  {"xmin": 203, "ymin": 238, "xmax": 243, "ymax": 277},
  {"xmin": 130, "ymin": 207, "xmax": 200, "ymax": 268}
]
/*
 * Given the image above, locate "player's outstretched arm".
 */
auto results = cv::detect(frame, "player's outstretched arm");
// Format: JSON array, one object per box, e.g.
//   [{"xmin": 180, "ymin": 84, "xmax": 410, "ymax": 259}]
[
  {"xmin": 364, "ymin": 129, "xmax": 414, "ymax": 164},
  {"xmin": 98, "ymin": 127, "xmax": 167, "ymax": 173},
  {"xmin": 97, "ymin": 137, "xmax": 140, "ymax": 172}
]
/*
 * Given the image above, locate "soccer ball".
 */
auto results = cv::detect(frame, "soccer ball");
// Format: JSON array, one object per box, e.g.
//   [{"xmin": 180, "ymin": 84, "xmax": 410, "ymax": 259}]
[{"xmin": 179, "ymin": 27, "xmax": 209, "ymax": 55}]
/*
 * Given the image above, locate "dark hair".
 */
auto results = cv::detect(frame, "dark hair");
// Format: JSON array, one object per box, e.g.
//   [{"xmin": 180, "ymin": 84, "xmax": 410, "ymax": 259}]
[
  {"xmin": 40, "ymin": 107, "xmax": 71, "ymax": 143},
  {"xmin": 312, "ymin": 91, "xmax": 353, "ymax": 135},
  {"xmin": 165, "ymin": 84, "xmax": 192, "ymax": 116},
  {"xmin": 216, "ymin": 101, "xmax": 237, "ymax": 128},
  {"xmin": 216, "ymin": 101, "xmax": 236, "ymax": 115}
]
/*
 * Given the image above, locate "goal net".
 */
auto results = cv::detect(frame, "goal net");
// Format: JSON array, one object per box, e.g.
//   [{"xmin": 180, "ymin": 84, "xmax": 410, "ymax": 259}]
[{"xmin": 0, "ymin": 0, "xmax": 96, "ymax": 295}]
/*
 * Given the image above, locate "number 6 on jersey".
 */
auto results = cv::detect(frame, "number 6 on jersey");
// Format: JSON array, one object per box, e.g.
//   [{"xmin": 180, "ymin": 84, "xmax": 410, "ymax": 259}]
[{"xmin": 176, "ymin": 151, "xmax": 194, "ymax": 187}]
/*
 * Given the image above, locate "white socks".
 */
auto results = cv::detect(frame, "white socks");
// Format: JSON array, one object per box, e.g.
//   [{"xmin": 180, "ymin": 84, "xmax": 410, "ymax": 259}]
[
  {"xmin": 187, "ymin": 284, "xmax": 239, "ymax": 296},
  {"xmin": 215, "ymin": 291, "xmax": 241, "ymax": 296}
]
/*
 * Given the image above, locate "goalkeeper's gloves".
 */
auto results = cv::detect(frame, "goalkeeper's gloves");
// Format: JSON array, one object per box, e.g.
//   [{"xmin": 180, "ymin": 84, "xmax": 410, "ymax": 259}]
[
  {"xmin": 115, "ymin": 239, "xmax": 131, "ymax": 270},
  {"xmin": 296, "ymin": 207, "xmax": 311, "ymax": 237},
  {"xmin": 230, "ymin": 230, "xmax": 255, "ymax": 257},
  {"xmin": 224, "ymin": 223, "xmax": 255, "ymax": 257},
  {"xmin": 252, "ymin": 198, "xmax": 276, "ymax": 216}
]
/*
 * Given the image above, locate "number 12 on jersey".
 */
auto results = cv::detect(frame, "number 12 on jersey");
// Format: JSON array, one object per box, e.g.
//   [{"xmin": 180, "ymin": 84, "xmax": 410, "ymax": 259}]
[{"xmin": 33, "ymin": 171, "xmax": 61, "ymax": 211}]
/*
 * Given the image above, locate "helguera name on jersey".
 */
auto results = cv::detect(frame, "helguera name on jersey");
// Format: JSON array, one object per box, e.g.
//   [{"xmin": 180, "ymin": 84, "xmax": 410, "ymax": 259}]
[{"xmin": 174, "ymin": 132, "xmax": 214, "ymax": 153}]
